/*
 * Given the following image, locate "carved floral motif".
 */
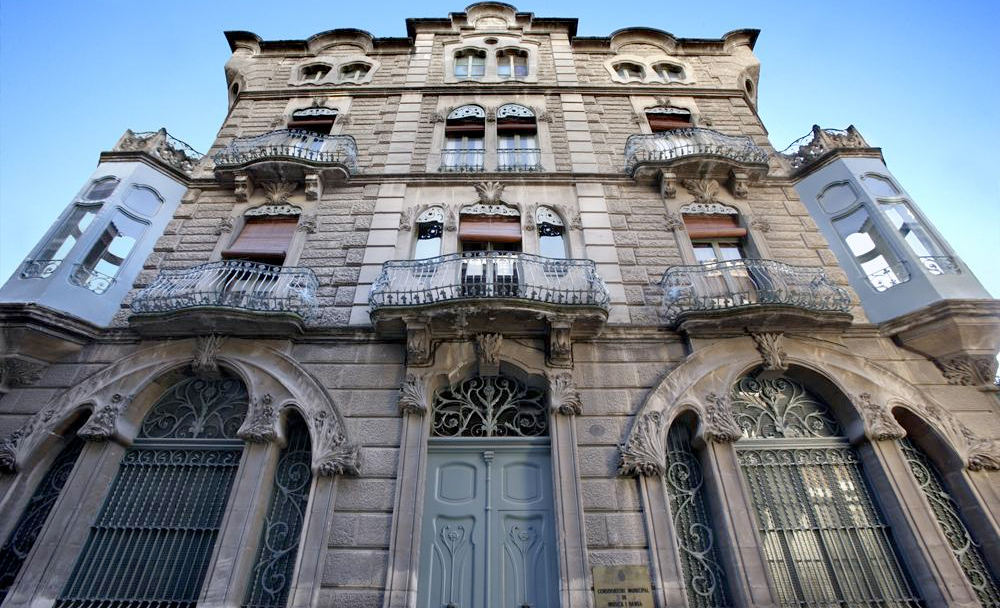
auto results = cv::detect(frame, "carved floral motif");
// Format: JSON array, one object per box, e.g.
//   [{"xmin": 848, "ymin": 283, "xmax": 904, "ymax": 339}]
[
  {"xmin": 619, "ymin": 411, "xmax": 667, "ymax": 476},
  {"xmin": 214, "ymin": 217, "xmax": 236, "ymax": 235},
  {"xmin": 238, "ymin": 394, "xmax": 277, "ymax": 443},
  {"xmin": 702, "ymin": 393, "xmax": 743, "ymax": 443},
  {"xmin": 547, "ymin": 372, "xmax": 582, "ymax": 416},
  {"xmin": 0, "ymin": 358, "xmax": 45, "ymax": 391},
  {"xmin": 664, "ymin": 212, "xmax": 685, "ymax": 232},
  {"xmin": 934, "ymin": 355, "xmax": 999, "ymax": 390},
  {"xmin": 682, "ymin": 178, "xmax": 722, "ymax": 205},
  {"xmin": 261, "ymin": 181, "xmax": 297, "ymax": 204},
  {"xmin": 78, "ymin": 394, "xmax": 129, "ymax": 442},
  {"xmin": 475, "ymin": 181, "xmax": 505, "ymax": 205},
  {"xmin": 476, "ymin": 333, "xmax": 503, "ymax": 367},
  {"xmin": 192, "ymin": 335, "xmax": 225, "ymax": 377},
  {"xmin": 399, "ymin": 374, "xmax": 428, "ymax": 415},
  {"xmin": 853, "ymin": 393, "xmax": 905, "ymax": 441},
  {"xmin": 312, "ymin": 410, "xmax": 360, "ymax": 476},
  {"xmin": 297, "ymin": 214, "xmax": 318, "ymax": 233},
  {"xmin": 750, "ymin": 332, "xmax": 787, "ymax": 372},
  {"xmin": 748, "ymin": 215, "xmax": 771, "ymax": 233}
]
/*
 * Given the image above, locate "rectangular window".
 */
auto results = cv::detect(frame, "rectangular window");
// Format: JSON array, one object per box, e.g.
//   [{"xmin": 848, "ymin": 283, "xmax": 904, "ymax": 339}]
[
  {"xmin": 71, "ymin": 211, "xmax": 146, "ymax": 294},
  {"xmin": 222, "ymin": 217, "xmax": 298, "ymax": 265},
  {"xmin": 37, "ymin": 205, "xmax": 100, "ymax": 268}
]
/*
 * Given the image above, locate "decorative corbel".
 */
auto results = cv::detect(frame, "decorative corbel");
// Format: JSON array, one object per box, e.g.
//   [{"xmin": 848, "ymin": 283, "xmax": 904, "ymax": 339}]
[
  {"xmin": 619, "ymin": 411, "xmax": 667, "ymax": 477},
  {"xmin": 750, "ymin": 332, "xmax": 788, "ymax": 374},
  {"xmin": 399, "ymin": 374, "xmax": 429, "ymax": 415},
  {"xmin": 399, "ymin": 207, "xmax": 415, "ymax": 231},
  {"xmin": 485, "ymin": 108, "xmax": 496, "ymax": 123},
  {"xmin": 537, "ymin": 111, "xmax": 553, "ymax": 123},
  {"xmin": 658, "ymin": 170, "xmax": 678, "ymax": 200},
  {"xmin": 444, "ymin": 205, "xmax": 458, "ymax": 232},
  {"xmin": 312, "ymin": 410, "xmax": 360, "ymax": 476},
  {"xmin": 727, "ymin": 170, "xmax": 750, "ymax": 199},
  {"xmin": 702, "ymin": 392, "xmax": 744, "ymax": 443},
  {"xmin": 237, "ymin": 393, "xmax": 278, "ymax": 443},
  {"xmin": 192, "ymin": 335, "xmax": 225, "ymax": 378},
  {"xmin": 547, "ymin": 320, "xmax": 573, "ymax": 368},
  {"xmin": 214, "ymin": 216, "xmax": 236, "ymax": 236},
  {"xmin": 430, "ymin": 111, "xmax": 446, "ymax": 123},
  {"xmin": 78, "ymin": 393, "xmax": 130, "ymax": 442},
  {"xmin": 261, "ymin": 181, "xmax": 297, "ymax": 204},
  {"xmin": 474, "ymin": 181, "xmax": 505, "ymax": 205},
  {"xmin": 853, "ymin": 393, "xmax": 905, "ymax": 442},
  {"xmin": 476, "ymin": 333, "xmax": 503, "ymax": 376},
  {"xmin": 547, "ymin": 372, "xmax": 582, "ymax": 416},
  {"xmin": 934, "ymin": 355, "xmax": 1000, "ymax": 392},
  {"xmin": 406, "ymin": 320, "xmax": 432, "ymax": 366},
  {"xmin": 522, "ymin": 203, "xmax": 538, "ymax": 231},
  {"xmin": 0, "ymin": 357, "xmax": 46, "ymax": 395},
  {"xmin": 297, "ymin": 214, "xmax": 318, "ymax": 234},
  {"xmin": 967, "ymin": 439, "xmax": 1000, "ymax": 471},
  {"xmin": 304, "ymin": 171, "xmax": 323, "ymax": 201},
  {"xmin": 233, "ymin": 171, "xmax": 253, "ymax": 203},
  {"xmin": 569, "ymin": 213, "xmax": 583, "ymax": 231},
  {"xmin": 664, "ymin": 212, "xmax": 684, "ymax": 232}
]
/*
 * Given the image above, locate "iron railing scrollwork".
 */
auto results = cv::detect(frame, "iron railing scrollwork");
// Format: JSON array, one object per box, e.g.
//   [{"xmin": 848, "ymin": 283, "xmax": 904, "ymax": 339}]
[
  {"xmin": 213, "ymin": 129, "xmax": 358, "ymax": 173},
  {"xmin": 439, "ymin": 148, "xmax": 485, "ymax": 172},
  {"xmin": 432, "ymin": 376, "xmax": 547, "ymax": 438},
  {"xmin": 69, "ymin": 264, "xmax": 116, "ymax": 295},
  {"xmin": 899, "ymin": 437, "xmax": 1000, "ymax": 606},
  {"xmin": 369, "ymin": 251, "xmax": 610, "ymax": 312},
  {"xmin": 139, "ymin": 375, "xmax": 249, "ymax": 440},
  {"xmin": 865, "ymin": 260, "xmax": 910, "ymax": 292},
  {"xmin": 497, "ymin": 147, "xmax": 542, "ymax": 172},
  {"xmin": 131, "ymin": 260, "xmax": 319, "ymax": 318},
  {"xmin": 919, "ymin": 255, "xmax": 960, "ymax": 276},
  {"xmin": 20, "ymin": 259, "xmax": 63, "ymax": 279},
  {"xmin": 624, "ymin": 127, "xmax": 769, "ymax": 174},
  {"xmin": 661, "ymin": 258, "xmax": 851, "ymax": 322}
]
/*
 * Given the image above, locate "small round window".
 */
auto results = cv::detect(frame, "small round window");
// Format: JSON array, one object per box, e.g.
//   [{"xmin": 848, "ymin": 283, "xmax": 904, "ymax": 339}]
[
  {"xmin": 124, "ymin": 186, "xmax": 163, "ymax": 216},
  {"xmin": 84, "ymin": 178, "xmax": 120, "ymax": 201}
]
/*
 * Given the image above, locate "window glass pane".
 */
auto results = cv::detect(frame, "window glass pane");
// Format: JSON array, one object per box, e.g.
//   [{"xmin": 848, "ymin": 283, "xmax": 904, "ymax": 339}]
[
  {"xmin": 470, "ymin": 54, "xmax": 485, "ymax": 77},
  {"xmin": 124, "ymin": 186, "xmax": 162, "ymax": 216},
  {"xmin": 817, "ymin": 182, "xmax": 858, "ymax": 214},
  {"xmin": 75, "ymin": 212, "xmax": 147, "ymax": 293},
  {"xmin": 513, "ymin": 55, "xmax": 528, "ymax": 77},
  {"xmin": 693, "ymin": 243, "xmax": 718, "ymax": 264},
  {"xmin": 539, "ymin": 234, "xmax": 566, "ymax": 258},
  {"xmin": 498, "ymin": 59, "xmax": 511, "ymax": 78},
  {"xmin": 834, "ymin": 208, "xmax": 906, "ymax": 290},
  {"xmin": 84, "ymin": 178, "xmax": 119, "ymax": 201},
  {"xmin": 40, "ymin": 205, "xmax": 99, "ymax": 262},
  {"xmin": 455, "ymin": 62, "xmax": 468, "ymax": 78},
  {"xmin": 718, "ymin": 244, "xmax": 743, "ymax": 261},
  {"xmin": 863, "ymin": 174, "xmax": 899, "ymax": 198},
  {"xmin": 879, "ymin": 200, "xmax": 944, "ymax": 259}
]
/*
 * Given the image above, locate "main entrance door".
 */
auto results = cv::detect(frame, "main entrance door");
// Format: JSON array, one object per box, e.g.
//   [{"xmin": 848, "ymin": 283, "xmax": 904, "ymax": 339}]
[{"xmin": 418, "ymin": 376, "xmax": 559, "ymax": 608}]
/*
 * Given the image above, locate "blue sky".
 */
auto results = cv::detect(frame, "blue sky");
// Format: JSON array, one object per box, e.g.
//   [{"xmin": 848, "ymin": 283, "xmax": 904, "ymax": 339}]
[{"xmin": 1, "ymin": 0, "xmax": 998, "ymax": 297}]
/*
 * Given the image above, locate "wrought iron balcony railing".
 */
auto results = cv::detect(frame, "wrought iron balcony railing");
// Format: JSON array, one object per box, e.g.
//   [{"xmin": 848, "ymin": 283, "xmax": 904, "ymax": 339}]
[
  {"xmin": 132, "ymin": 260, "xmax": 319, "ymax": 317},
  {"xmin": 69, "ymin": 265, "xmax": 116, "ymax": 295},
  {"xmin": 212, "ymin": 129, "xmax": 358, "ymax": 173},
  {"xmin": 20, "ymin": 259, "xmax": 62, "ymax": 279},
  {"xmin": 369, "ymin": 251, "xmax": 610, "ymax": 312},
  {"xmin": 439, "ymin": 148, "xmax": 485, "ymax": 172},
  {"xmin": 661, "ymin": 258, "xmax": 851, "ymax": 322},
  {"xmin": 498, "ymin": 147, "xmax": 542, "ymax": 172},
  {"xmin": 624, "ymin": 127, "xmax": 769, "ymax": 174}
]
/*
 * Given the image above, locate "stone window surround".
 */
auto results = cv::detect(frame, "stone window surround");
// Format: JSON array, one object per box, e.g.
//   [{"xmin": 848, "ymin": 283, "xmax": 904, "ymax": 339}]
[
  {"xmin": 429, "ymin": 96, "xmax": 554, "ymax": 172},
  {"xmin": 605, "ymin": 54, "xmax": 695, "ymax": 85},
  {"xmin": 0, "ymin": 346, "xmax": 354, "ymax": 608},
  {"xmin": 288, "ymin": 55, "xmax": 380, "ymax": 86},
  {"xmin": 442, "ymin": 35, "xmax": 540, "ymax": 84},
  {"xmin": 211, "ymin": 196, "xmax": 315, "ymax": 267},
  {"xmin": 630, "ymin": 96, "xmax": 702, "ymax": 134},
  {"xmin": 622, "ymin": 340, "xmax": 997, "ymax": 607},
  {"xmin": 280, "ymin": 96, "xmax": 352, "ymax": 136},
  {"xmin": 664, "ymin": 195, "xmax": 773, "ymax": 265}
]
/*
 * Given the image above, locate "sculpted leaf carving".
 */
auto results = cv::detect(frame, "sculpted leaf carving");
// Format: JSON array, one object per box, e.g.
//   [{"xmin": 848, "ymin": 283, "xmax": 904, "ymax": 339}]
[
  {"xmin": 664, "ymin": 212, "xmax": 684, "ymax": 231},
  {"xmin": 934, "ymin": 355, "xmax": 999, "ymax": 391},
  {"xmin": 475, "ymin": 181, "xmax": 505, "ymax": 205},
  {"xmin": 399, "ymin": 374, "xmax": 428, "ymax": 415},
  {"xmin": 78, "ymin": 393, "xmax": 129, "ymax": 442},
  {"xmin": 681, "ymin": 178, "xmax": 722, "ymax": 205},
  {"xmin": 619, "ymin": 411, "xmax": 667, "ymax": 477},
  {"xmin": 702, "ymin": 392, "xmax": 743, "ymax": 443},
  {"xmin": 312, "ymin": 409, "xmax": 359, "ymax": 476},
  {"xmin": 853, "ymin": 393, "xmax": 905, "ymax": 441},
  {"xmin": 750, "ymin": 332, "xmax": 787, "ymax": 372},
  {"xmin": 238, "ymin": 394, "xmax": 278, "ymax": 443},
  {"xmin": 192, "ymin": 335, "xmax": 226, "ymax": 377},
  {"xmin": 261, "ymin": 181, "xmax": 298, "ymax": 204},
  {"xmin": 547, "ymin": 372, "xmax": 582, "ymax": 416},
  {"xmin": 476, "ymin": 333, "xmax": 503, "ymax": 367}
]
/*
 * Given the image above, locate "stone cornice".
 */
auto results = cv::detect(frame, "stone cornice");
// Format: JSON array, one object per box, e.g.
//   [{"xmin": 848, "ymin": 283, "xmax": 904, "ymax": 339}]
[{"xmin": 878, "ymin": 299, "xmax": 1000, "ymax": 338}]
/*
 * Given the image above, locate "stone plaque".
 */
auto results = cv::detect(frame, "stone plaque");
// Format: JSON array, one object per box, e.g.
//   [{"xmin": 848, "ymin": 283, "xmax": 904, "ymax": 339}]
[{"xmin": 592, "ymin": 565, "xmax": 654, "ymax": 608}]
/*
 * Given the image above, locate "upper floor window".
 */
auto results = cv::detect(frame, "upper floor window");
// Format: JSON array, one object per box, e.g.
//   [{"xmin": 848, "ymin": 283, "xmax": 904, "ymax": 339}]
[
  {"xmin": 862, "ymin": 174, "xmax": 952, "ymax": 275},
  {"xmin": 442, "ymin": 105, "xmax": 486, "ymax": 172},
  {"xmin": 454, "ymin": 49, "xmax": 487, "ymax": 80},
  {"xmin": 83, "ymin": 177, "xmax": 119, "ymax": 201},
  {"xmin": 497, "ymin": 104, "xmax": 540, "ymax": 172},
  {"xmin": 223, "ymin": 211, "xmax": 300, "ymax": 266},
  {"xmin": 71, "ymin": 210, "xmax": 147, "ymax": 294},
  {"xmin": 614, "ymin": 62, "xmax": 645, "ymax": 81},
  {"xmin": 653, "ymin": 62, "xmax": 685, "ymax": 82},
  {"xmin": 300, "ymin": 63, "xmax": 332, "ymax": 82},
  {"xmin": 123, "ymin": 185, "xmax": 163, "ymax": 217},
  {"xmin": 496, "ymin": 48, "xmax": 528, "ymax": 80},
  {"xmin": 536, "ymin": 206, "xmax": 566, "ymax": 258},
  {"xmin": 414, "ymin": 207, "xmax": 445, "ymax": 259},
  {"xmin": 834, "ymin": 207, "xmax": 907, "ymax": 291},
  {"xmin": 288, "ymin": 107, "xmax": 338, "ymax": 136},
  {"xmin": 339, "ymin": 62, "xmax": 371, "ymax": 83},
  {"xmin": 28, "ymin": 204, "xmax": 101, "ymax": 277},
  {"xmin": 646, "ymin": 106, "xmax": 692, "ymax": 132}
]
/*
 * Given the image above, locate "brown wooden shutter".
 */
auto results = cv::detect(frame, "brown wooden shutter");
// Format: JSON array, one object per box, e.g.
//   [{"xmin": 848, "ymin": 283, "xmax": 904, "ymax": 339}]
[
  {"xmin": 647, "ymin": 113, "xmax": 692, "ymax": 132},
  {"xmin": 222, "ymin": 218, "xmax": 298, "ymax": 263},
  {"xmin": 683, "ymin": 214, "xmax": 747, "ymax": 239},
  {"xmin": 458, "ymin": 216, "xmax": 522, "ymax": 243}
]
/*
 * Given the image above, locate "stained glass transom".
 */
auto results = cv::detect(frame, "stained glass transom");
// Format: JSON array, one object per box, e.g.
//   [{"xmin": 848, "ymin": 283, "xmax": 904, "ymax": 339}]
[
  {"xmin": 497, "ymin": 104, "xmax": 534, "ymax": 119},
  {"xmin": 664, "ymin": 423, "xmax": 730, "ymax": 608},
  {"xmin": 447, "ymin": 105, "xmax": 486, "ymax": 120},
  {"xmin": 731, "ymin": 376, "xmax": 840, "ymax": 439},
  {"xmin": 139, "ymin": 375, "xmax": 249, "ymax": 440},
  {"xmin": 0, "ymin": 436, "xmax": 85, "ymax": 603},
  {"xmin": 243, "ymin": 416, "xmax": 313, "ymax": 608},
  {"xmin": 292, "ymin": 107, "xmax": 338, "ymax": 118},
  {"xmin": 432, "ymin": 376, "xmax": 547, "ymax": 437},
  {"xmin": 416, "ymin": 207, "xmax": 444, "ymax": 224},
  {"xmin": 900, "ymin": 437, "xmax": 1000, "ymax": 606},
  {"xmin": 535, "ymin": 206, "xmax": 564, "ymax": 227}
]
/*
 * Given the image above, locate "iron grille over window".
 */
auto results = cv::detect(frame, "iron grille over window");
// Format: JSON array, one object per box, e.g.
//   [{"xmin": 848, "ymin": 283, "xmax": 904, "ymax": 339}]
[
  {"xmin": 57, "ymin": 374, "xmax": 249, "ymax": 608},
  {"xmin": 243, "ymin": 415, "xmax": 312, "ymax": 608},
  {"xmin": 0, "ymin": 436, "xmax": 85, "ymax": 603},
  {"xmin": 731, "ymin": 376, "xmax": 922, "ymax": 608},
  {"xmin": 899, "ymin": 437, "xmax": 1000, "ymax": 606},
  {"xmin": 432, "ymin": 376, "xmax": 547, "ymax": 438},
  {"xmin": 664, "ymin": 422, "xmax": 731, "ymax": 608}
]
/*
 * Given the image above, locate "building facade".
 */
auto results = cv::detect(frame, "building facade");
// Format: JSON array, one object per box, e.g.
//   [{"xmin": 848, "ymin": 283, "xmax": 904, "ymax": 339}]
[{"xmin": 1, "ymin": 4, "xmax": 999, "ymax": 608}]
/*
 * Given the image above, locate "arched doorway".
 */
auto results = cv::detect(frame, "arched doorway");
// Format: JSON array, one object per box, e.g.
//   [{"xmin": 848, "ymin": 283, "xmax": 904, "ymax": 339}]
[{"xmin": 418, "ymin": 374, "xmax": 559, "ymax": 608}]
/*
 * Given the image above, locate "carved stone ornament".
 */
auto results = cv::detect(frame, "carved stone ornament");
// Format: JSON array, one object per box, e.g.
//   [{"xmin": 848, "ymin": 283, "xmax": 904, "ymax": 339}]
[
  {"xmin": 399, "ymin": 207, "xmax": 415, "ymax": 231},
  {"xmin": 921, "ymin": 403, "xmax": 1000, "ymax": 471},
  {"xmin": 0, "ymin": 404, "xmax": 59, "ymax": 473},
  {"xmin": 681, "ymin": 178, "xmax": 723, "ymax": 205},
  {"xmin": 750, "ymin": 332, "xmax": 787, "ymax": 372},
  {"xmin": 728, "ymin": 171, "xmax": 750, "ymax": 199},
  {"xmin": 537, "ymin": 111, "xmax": 553, "ymax": 123},
  {"xmin": 399, "ymin": 374, "xmax": 428, "ymax": 415},
  {"xmin": 192, "ymin": 335, "xmax": 226, "ymax": 377},
  {"xmin": 569, "ymin": 213, "xmax": 583, "ymax": 231},
  {"xmin": 485, "ymin": 108, "xmax": 496, "ymax": 123},
  {"xmin": 0, "ymin": 358, "xmax": 46, "ymax": 392},
  {"xmin": 406, "ymin": 322, "xmax": 432, "ymax": 366},
  {"xmin": 748, "ymin": 215, "xmax": 771, "ymax": 233},
  {"xmin": 475, "ymin": 181, "xmax": 505, "ymax": 206},
  {"xmin": 77, "ymin": 393, "xmax": 129, "ymax": 442},
  {"xmin": 430, "ymin": 111, "xmax": 446, "ymax": 123},
  {"xmin": 444, "ymin": 205, "xmax": 458, "ymax": 232},
  {"xmin": 853, "ymin": 393, "xmax": 905, "ymax": 442},
  {"xmin": 548, "ymin": 323, "xmax": 572, "ymax": 367},
  {"xmin": 312, "ymin": 409, "xmax": 360, "ymax": 476},
  {"xmin": 214, "ymin": 216, "xmax": 236, "ymax": 235},
  {"xmin": 237, "ymin": 394, "xmax": 278, "ymax": 443},
  {"xmin": 297, "ymin": 214, "xmax": 318, "ymax": 233},
  {"xmin": 233, "ymin": 172, "xmax": 253, "ymax": 202},
  {"xmin": 967, "ymin": 438, "xmax": 1000, "ymax": 471},
  {"xmin": 619, "ymin": 411, "xmax": 667, "ymax": 477},
  {"xmin": 702, "ymin": 392, "xmax": 743, "ymax": 443},
  {"xmin": 679, "ymin": 201, "xmax": 740, "ymax": 216},
  {"xmin": 659, "ymin": 171, "xmax": 677, "ymax": 199},
  {"xmin": 522, "ymin": 203, "xmax": 538, "ymax": 231},
  {"xmin": 934, "ymin": 355, "xmax": 999, "ymax": 391},
  {"xmin": 664, "ymin": 212, "xmax": 685, "ymax": 232},
  {"xmin": 476, "ymin": 333, "xmax": 503, "ymax": 367},
  {"xmin": 304, "ymin": 172, "xmax": 322, "ymax": 201},
  {"xmin": 547, "ymin": 372, "xmax": 582, "ymax": 416},
  {"xmin": 655, "ymin": 96, "xmax": 672, "ymax": 107},
  {"xmin": 245, "ymin": 203, "xmax": 303, "ymax": 217},
  {"xmin": 260, "ymin": 181, "xmax": 298, "ymax": 205}
]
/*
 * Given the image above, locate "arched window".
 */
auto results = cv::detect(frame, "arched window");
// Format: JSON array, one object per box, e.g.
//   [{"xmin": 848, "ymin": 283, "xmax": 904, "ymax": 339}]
[
  {"xmin": 454, "ymin": 49, "xmax": 486, "ymax": 80},
  {"xmin": 497, "ymin": 104, "xmax": 539, "ymax": 171},
  {"xmin": 442, "ymin": 105, "xmax": 486, "ymax": 172},
  {"xmin": 496, "ymin": 48, "xmax": 528, "ymax": 80},
  {"xmin": 898, "ymin": 436, "xmax": 1000, "ymax": 605},
  {"xmin": 0, "ymin": 430, "xmax": 85, "ymax": 603},
  {"xmin": 339, "ymin": 62, "xmax": 371, "ymax": 83},
  {"xmin": 243, "ymin": 413, "xmax": 313, "ymax": 608},
  {"xmin": 663, "ymin": 415, "xmax": 731, "ymax": 608},
  {"xmin": 83, "ymin": 178, "xmax": 119, "ymax": 201},
  {"xmin": 614, "ymin": 62, "xmax": 645, "ymax": 81},
  {"xmin": 536, "ymin": 206, "xmax": 566, "ymax": 259},
  {"xmin": 58, "ymin": 372, "xmax": 249, "ymax": 608},
  {"xmin": 833, "ymin": 207, "xmax": 908, "ymax": 291},
  {"xmin": 653, "ymin": 62, "xmax": 685, "ymax": 82},
  {"xmin": 70, "ymin": 210, "xmax": 147, "ymax": 294},
  {"xmin": 414, "ymin": 207, "xmax": 444, "ymax": 260},
  {"xmin": 731, "ymin": 375, "xmax": 921, "ymax": 607}
]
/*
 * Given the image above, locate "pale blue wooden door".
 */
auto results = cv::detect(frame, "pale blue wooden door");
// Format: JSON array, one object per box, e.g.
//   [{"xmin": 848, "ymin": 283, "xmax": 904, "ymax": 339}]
[{"xmin": 419, "ymin": 439, "xmax": 558, "ymax": 608}]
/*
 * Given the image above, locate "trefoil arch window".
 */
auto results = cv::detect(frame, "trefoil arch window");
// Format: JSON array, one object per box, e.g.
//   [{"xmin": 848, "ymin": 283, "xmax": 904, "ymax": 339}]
[
  {"xmin": 299, "ymin": 64, "xmax": 332, "ymax": 82},
  {"xmin": 338, "ymin": 62, "xmax": 371, "ymax": 83},
  {"xmin": 497, "ymin": 104, "xmax": 540, "ymax": 172},
  {"xmin": 653, "ymin": 62, "xmax": 686, "ymax": 82},
  {"xmin": 454, "ymin": 49, "xmax": 486, "ymax": 80},
  {"xmin": 731, "ymin": 375, "xmax": 922, "ymax": 607}
]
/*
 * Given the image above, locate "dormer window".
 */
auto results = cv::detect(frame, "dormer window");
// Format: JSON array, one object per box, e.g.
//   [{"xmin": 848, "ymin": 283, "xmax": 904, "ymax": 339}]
[
  {"xmin": 496, "ymin": 49, "xmax": 528, "ymax": 80},
  {"xmin": 646, "ymin": 106, "xmax": 692, "ymax": 132},
  {"xmin": 339, "ymin": 62, "xmax": 371, "ymax": 83},
  {"xmin": 300, "ymin": 64, "xmax": 331, "ymax": 82},
  {"xmin": 454, "ymin": 49, "xmax": 487, "ymax": 80},
  {"xmin": 614, "ymin": 62, "xmax": 645, "ymax": 81},
  {"xmin": 287, "ymin": 107, "xmax": 338, "ymax": 136},
  {"xmin": 653, "ymin": 62, "xmax": 685, "ymax": 82}
]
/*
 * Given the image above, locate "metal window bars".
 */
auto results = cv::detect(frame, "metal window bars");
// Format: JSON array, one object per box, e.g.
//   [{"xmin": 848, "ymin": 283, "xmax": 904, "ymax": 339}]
[
  {"xmin": 624, "ymin": 127, "xmax": 769, "ymax": 174},
  {"xmin": 131, "ymin": 260, "xmax": 319, "ymax": 318},
  {"xmin": 212, "ymin": 129, "xmax": 359, "ymax": 173},
  {"xmin": 865, "ymin": 261, "xmax": 911, "ymax": 292},
  {"xmin": 368, "ymin": 251, "xmax": 610, "ymax": 311},
  {"xmin": 661, "ymin": 258, "xmax": 851, "ymax": 322},
  {"xmin": 497, "ymin": 147, "xmax": 542, "ymax": 172},
  {"xmin": 439, "ymin": 148, "xmax": 486, "ymax": 172}
]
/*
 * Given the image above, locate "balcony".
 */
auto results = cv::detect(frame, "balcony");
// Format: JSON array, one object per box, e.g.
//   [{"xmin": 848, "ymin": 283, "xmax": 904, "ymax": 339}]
[
  {"xmin": 212, "ymin": 129, "xmax": 358, "ymax": 183},
  {"xmin": 624, "ymin": 127, "xmax": 770, "ymax": 178},
  {"xmin": 497, "ymin": 147, "xmax": 542, "ymax": 172},
  {"xmin": 439, "ymin": 148, "xmax": 485, "ymax": 173},
  {"xmin": 130, "ymin": 260, "xmax": 319, "ymax": 336},
  {"xmin": 369, "ymin": 252, "xmax": 610, "ymax": 340},
  {"xmin": 661, "ymin": 258, "xmax": 852, "ymax": 333}
]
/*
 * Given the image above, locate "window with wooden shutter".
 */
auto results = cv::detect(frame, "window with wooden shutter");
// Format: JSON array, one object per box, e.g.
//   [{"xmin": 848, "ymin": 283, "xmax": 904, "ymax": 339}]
[
  {"xmin": 458, "ymin": 216, "xmax": 522, "ymax": 243},
  {"xmin": 223, "ymin": 218, "xmax": 298, "ymax": 265},
  {"xmin": 646, "ymin": 107, "xmax": 692, "ymax": 132},
  {"xmin": 683, "ymin": 214, "xmax": 747, "ymax": 240}
]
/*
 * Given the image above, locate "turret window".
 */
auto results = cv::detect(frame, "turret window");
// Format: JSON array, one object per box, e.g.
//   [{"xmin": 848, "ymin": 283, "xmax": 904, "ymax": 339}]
[
  {"xmin": 71, "ymin": 211, "xmax": 146, "ymax": 294},
  {"xmin": 834, "ymin": 207, "xmax": 908, "ymax": 291}
]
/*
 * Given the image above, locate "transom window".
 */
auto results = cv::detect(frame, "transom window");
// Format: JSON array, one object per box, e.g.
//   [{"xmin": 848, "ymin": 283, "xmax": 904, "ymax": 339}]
[
  {"xmin": 432, "ymin": 375, "xmax": 547, "ymax": 438},
  {"xmin": 454, "ymin": 49, "xmax": 487, "ymax": 80}
]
